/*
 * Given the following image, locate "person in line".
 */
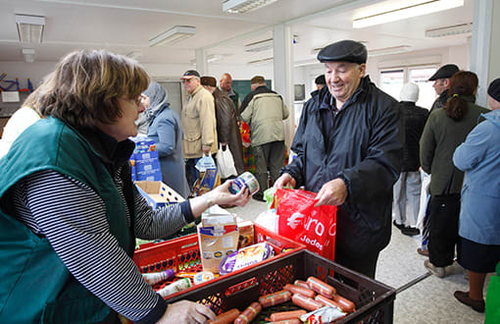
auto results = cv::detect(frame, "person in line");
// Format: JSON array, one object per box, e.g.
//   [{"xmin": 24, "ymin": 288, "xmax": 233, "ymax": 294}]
[
  {"xmin": 429, "ymin": 64, "xmax": 459, "ymax": 113},
  {"xmin": 180, "ymin": 70, "xmax": 218, "ymax": 190},
  {"xmin": 240, "ymin": 76, "xmax": 289, "ymax": 201},
  {"xmin": 142, "ymin": 81, "xmax": 190, "ymax": 198},
  {"xmin": 452, "ymin": 78, "xmax": 500, "ymax": 313},
  {"xmin": 392, "ymin": 83, "xmax": 429, "ymax": 236},
  {"xmin": 201, "ymin": 76, "xmax": 245, "ymax": 176},
  {"xmin": 220, "ymin": 72, "xmax": 241, "ymax": 116},
  {"xmin": 420, "ymin": 71, "xmax": 489, "ymax": 278},
  {"xmin": 0, "ymin": 50, "xmax": 250, "ymax": 323},
  {"xmin": 314, "ymin": 74, "xmax": 326, "ymax": 91},
  {"xmin": 276, "ymin": 40, "xmax": 403, "ymax": 278}
]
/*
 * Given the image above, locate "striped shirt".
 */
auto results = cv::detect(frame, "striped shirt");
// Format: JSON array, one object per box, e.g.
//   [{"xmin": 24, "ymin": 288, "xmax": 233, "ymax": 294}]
[{"xmin": 9, "ymin": 167, "xmax": 193, "ymax": 323}]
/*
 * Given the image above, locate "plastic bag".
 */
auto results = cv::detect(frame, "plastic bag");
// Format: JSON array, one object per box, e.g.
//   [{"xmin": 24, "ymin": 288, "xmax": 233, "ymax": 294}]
[
  {"xmin": 276, "ymin": 189, "xmax": 337, "ymax": 261},
  {"xmin": 255, "ymin": 209, "xmax": 279, "ymax": 233},
  {"xmin": 192, "ymin": 154, "xmax": 220, "ymax": 196},
  {"xmin": 195, "ymin": 153, "xmax": 216, "ymax": 172},
  {"xmin": 215, "ymin": 144, "xmax": 238, "ymax": 179}
]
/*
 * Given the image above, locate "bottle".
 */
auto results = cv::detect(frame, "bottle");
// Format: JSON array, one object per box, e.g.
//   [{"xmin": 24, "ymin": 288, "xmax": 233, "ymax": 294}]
[
  {"xmin": 157, "ymin": 278, "xmax": 192, "ymax": 298},
  {"xmin": 142, "ymin": 269, "xmax": 175, "ymax": 285}
]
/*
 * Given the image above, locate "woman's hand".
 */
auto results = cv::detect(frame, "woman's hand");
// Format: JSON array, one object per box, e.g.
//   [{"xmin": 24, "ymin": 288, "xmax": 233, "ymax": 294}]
[
  {"xmin": 208, "ymin": 180, "xmax": 251, "ymax": 207},
  {"xmin": 157, "ymin": 300, "xmax": 216, "ymax": 323}
]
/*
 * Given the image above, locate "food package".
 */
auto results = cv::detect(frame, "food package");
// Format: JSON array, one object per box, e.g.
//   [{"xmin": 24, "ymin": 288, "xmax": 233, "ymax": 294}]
[
  {"xmin": 219, "ymin": 242, "xmax": 274, "ymax": 275},
  {"xmin": 236, "ymin": 219, "xmax": 254, "ymax": 249},
  {"xmin": 197, "ymin": 206, "xmax": 239, "ymax": 274},
  {"xmin": 299, "ymin": 306, "xmax": 346, "ymax": 323}
]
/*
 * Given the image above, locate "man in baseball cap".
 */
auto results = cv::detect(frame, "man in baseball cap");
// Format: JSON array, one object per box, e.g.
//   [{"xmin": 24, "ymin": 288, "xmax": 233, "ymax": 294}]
[
  {"xmin": 277, "ymin": 39, "xmax": 403, "ymax": 278},
  {"xmin": 428, "ymin": 64, "xmax": 459, "ymax": 113}
]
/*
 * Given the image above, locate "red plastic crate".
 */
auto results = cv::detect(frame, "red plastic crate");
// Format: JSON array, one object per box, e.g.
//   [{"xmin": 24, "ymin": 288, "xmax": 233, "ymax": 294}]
[{"xmin": 132, "ymin": 223, "xmax": 305, "ymax": 299}]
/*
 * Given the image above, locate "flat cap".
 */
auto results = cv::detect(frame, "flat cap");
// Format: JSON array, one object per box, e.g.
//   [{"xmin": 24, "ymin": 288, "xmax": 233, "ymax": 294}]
[
  {"xmin": 487, "ymin": 78, "xmax": 500, "ymax": 103},
  {"xmin": 250, "ymin": 75, "xmax": 265, "ymax": 84},
  {"xmin": 317, "ymin": 40, "xmax": 367, "ymax": 64},
  {"xmin": 428, "ymin": 64, "xmax": 459, "ymax": 81},
  {"xmin": 315, "ymin": 74, "xmax": 326, "ymax": 85},
  {"xmin": 200, "ymin": 76, "xmax": 217, "ymax": 87},
  {"xmin": 181, "ymin": 70, "xmax": 200, "ymax": 80}
]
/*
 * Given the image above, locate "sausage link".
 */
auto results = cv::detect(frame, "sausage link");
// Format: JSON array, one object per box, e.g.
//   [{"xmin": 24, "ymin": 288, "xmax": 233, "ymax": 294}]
[
  {"xmin": 269, "ymin": 310, "xmax": 307, "ymax": 322},
  {"xmin": 258, "ymin": 290, "xmax": 292, "ymax": 308},
  {"xmin": 333, "ymin": 294, "xmax": 356, "ymax": 313},
  {"xmin": 291, "ymin": 293, "xmax": 324, "ymax": 311},
  {"xmin": 315, "ymin": 294, "xmax": 344, "ymax": 310},
  {"xmin": 269, "ymin": 319, "xmax": 301, "ymax": 324},
  {"xmin": 284, "ymin": 284, "xmax": 316, "ymax": 298},
  {"xmin": 208, "ymin": 308, "xmax": 240, "ymax": 324},
  {"xmin": 306, "ymin": 276, "xmax": 336, "ymax": 298},
  {"xmin": 234, "ymin": 302, "xmax": 261, "ymax": 324},
  {"xmin": 293, "ymin": 279, "xmax": 309, "ymax": 289}
]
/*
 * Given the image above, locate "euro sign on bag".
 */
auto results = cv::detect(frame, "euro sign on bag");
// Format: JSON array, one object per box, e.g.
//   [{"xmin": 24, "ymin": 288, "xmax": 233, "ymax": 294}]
[{"xmin": 276, "ymin": 189, "xmax": 337, "ymax": 261}]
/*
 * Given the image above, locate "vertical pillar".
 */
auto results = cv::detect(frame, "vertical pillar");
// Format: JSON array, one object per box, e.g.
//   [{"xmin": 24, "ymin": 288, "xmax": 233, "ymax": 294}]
[
  {"xmin": 195, "ymin": 48, "xmax": 207, "ymax": 75},
  {"xmin": 273, "ymin": 24, "xmax": 295, "ymax": 149}
]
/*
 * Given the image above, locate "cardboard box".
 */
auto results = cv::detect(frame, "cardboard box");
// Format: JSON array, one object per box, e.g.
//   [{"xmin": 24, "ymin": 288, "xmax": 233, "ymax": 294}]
[
  {"xmin": 197, "ymin": 207, "xmax": 239, "ymax": 274},
  {"xmin": 135, "ymin": 181, "xmax": 184, "ymax": 209},
  {"xmin": 133, "ymin": 151, "xmax": 162, "ymax": 181}
]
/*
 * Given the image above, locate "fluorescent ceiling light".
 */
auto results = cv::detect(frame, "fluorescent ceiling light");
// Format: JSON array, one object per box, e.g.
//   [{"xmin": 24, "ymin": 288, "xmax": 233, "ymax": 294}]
[
  {"xmin": 245, "ymin": 38, "xmax": 273, "ymax": 52},
  {"xmin": 15, "ymin": 14, "xmax": 45, "ymax": 43},
  {"xmin": 425, "ymin": 22, "xmax": 472, "ymax": 37},
  {"xmin": 248, "ymin": 57, "xmax": 273, "ymax": 65},
  {"xmin": 222, "ymin": 0, "xmax": 279, "ymax": 14},
  {"xmin": 22, "ymin": 48, "xmax": 36, "ymax": 63},
  {"xmin": 149, "ymin": 25, "xmax": 196, "ymax": 47},
  {"xmin": 353, "ymin": 0, "xmax": 464, "ymax": 29},
  {"xmin": 207, "ymin": 54, "xmax": 222, "ymax": 63},
  {"xmin": 369, "ymin": 45, "xmax": 412, "ymax": 57}
]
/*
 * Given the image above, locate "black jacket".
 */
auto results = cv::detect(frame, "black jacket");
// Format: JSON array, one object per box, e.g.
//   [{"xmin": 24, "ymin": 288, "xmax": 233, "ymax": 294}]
[
  {"xmin": 282, "ymin": 76, "xmax": 403, "ymax": 257},
  {"xmin": 400, "ymin": 102, "xmax": 429, "ymax": 172}
]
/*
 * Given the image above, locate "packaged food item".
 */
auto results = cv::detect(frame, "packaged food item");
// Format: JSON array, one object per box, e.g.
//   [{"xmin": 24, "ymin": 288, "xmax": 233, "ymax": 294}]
[
  {"xmin": 299, "ymin": 306, "xmax": 346, "ymax": 323},
  {"xmin": 157, "ymin": 278, "xmax": 192, "ymax": 298},
  {"xmin": 142, "ymin": 269, "xmax": 175, "ymax": 285},
  {"xmin": 219, "ymin": 242, "xmax": 274, "ymax": 275},
  {"xmin": 236, "ymin": 219, "xmax": 254, "ymax": 249},
  {"xmin": 228, "ymin": 172, "xmax": 259, "ymax": 196},
  {"xmin": 193, "ymin": 271, "xmax": 215, "ymax": 285},
  {"xmin": 198, "ymin": 206, "xmax": 239, "ymax": 274}
]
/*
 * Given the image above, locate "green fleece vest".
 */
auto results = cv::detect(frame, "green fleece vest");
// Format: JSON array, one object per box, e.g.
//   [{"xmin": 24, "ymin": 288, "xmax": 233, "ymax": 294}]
[{"xmin": 0, "ymin": 117, "xmax": 135, "ymax": 323}]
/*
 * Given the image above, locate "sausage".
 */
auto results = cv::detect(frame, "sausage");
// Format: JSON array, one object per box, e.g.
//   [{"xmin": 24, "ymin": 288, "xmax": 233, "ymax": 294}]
[
  {"xmin": 293, "ymin": 279, "xmax": 310, "ymax": 289},
  {"xmin": 269, "ymin": 319, "xmax": 301, "ymax": 324},
  {"xmin": 315, "ymin": 294, "xmax": 344, "ymax": 310},
  {"xmin": 258, "ymin": 290, "xmax": 292, "ymax": 308},
  {"xmin": 284, "ymin": 284, "xmax": 316, "ymax": 298},
  {"xmin": 291, "ymin": 293, "xmax": 324, "ymax": 311},
  {"xmin": 333, "ymin": 294, "xmax": 356, "ymax": 313},
  {"xmin": 234, "ymin": 302, "xmax": 261, "ymax": 324},
  {"xmin": 270, "ymin": 310, "xmax": 307, "ymax": 322},
  {"xmin": 306, "ymin": 276, "xmax": 336, "ymax": 298},
  {"xmin": 208, "ymin": 308, "xmax": 240, "ymax": 324}
]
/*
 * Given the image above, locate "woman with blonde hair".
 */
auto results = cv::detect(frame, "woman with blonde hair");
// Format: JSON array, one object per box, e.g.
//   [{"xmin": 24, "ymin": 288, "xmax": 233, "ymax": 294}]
[{"xmin": 0, "ymin": 50, "xmax": 249, "ymax": 323}]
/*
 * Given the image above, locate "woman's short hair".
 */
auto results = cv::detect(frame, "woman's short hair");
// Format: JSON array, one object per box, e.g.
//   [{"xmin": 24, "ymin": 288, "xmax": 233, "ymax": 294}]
[
  {"xmin": 445, "ymin": 71, "xmax": 478, "ymax": 121},
  {"xmin": 38, "ymin": 50, "xmax": 150, "ymax": 129}
]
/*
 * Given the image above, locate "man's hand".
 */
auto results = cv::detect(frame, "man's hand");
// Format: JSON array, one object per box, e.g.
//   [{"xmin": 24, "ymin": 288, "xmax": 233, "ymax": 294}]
[
  {"xmin": 202, "ymin": 146, "xmax": 211, "ymax": 155},
  {"xmin": 315, "ymin": 178, "xmax": 347, "ymax": 207},
  {"xmin": 274, "ymin": 173, "xmax": 296, "ymax": 189},
  {"xmin": 157, "ymin": 300, "xmax": 216, "ymax": 323}
]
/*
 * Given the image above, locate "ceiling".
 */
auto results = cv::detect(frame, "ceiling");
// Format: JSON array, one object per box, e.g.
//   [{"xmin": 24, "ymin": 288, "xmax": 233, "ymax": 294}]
[{"xmin": 0, "ymin": 0, "xmax": 474, "ymax": 66}]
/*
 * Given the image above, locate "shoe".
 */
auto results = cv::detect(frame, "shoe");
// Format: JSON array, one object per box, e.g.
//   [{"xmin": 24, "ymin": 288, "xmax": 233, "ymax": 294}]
[
  {"xmin": 424, "ymin": 259, "xmax": 446, "ymax": 278},
  {"xmin": 417, "ymin": 248, "xmax": 429, "ymax": 256},
  {"xmin": 401, "ymin": 227, "xmax": 420, "ymax": 236},
  {"xmin": 393, "ymin": 220, "xmax": 405, "ymax": 230},
  {"xmin": 252, "ymin": 192, "xmax": 264, "ymax": 202},
  {"xmin": 454, "ymin": 291, "xmax": 485, "ymax": 313}
]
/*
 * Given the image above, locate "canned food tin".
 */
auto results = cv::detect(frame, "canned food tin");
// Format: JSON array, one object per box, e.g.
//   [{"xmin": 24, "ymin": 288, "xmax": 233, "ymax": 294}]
[{"xmin": 229, "ymin": 172, "xmax": 260, "ymax": 195}]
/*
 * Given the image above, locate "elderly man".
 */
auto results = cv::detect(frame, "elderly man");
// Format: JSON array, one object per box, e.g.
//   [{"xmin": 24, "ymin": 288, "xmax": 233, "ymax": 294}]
[
  {"xmin": 241, "ymin": 76, "xmax": 289, "ymax": 201},
  {"xmin": 201, "ymin": 76, "xmax": 245, "ymax": 176},
  {"xmin": 276, "ymin": 40, "xmax": 403, "ymax": 278},
  {"xmin": 220, "ymin": 73, "xmax": 240, "ymax": 115},
  {"xmin": 429, "ymin": 64, "xmax": 459, "ymax": 113},
  {"xmin": 180, "ymin": 70, "xmax": 218, "ymax": 189}
]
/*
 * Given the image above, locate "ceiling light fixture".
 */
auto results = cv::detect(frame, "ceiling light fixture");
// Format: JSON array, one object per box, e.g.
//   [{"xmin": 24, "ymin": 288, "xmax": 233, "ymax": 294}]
[
  {"xmin": 353, "ymin": 0, "xmax": 464, "ymax": 29},
  {"xmin": 369, "ymin": 45, "xmax": 412, "ymax": 57},
  {"xmin": 425, "ymin": 22, "xmax": 472, "ymax": 37},
  {"xmin": 245, "ymin": 38, "xmax": 273, "ymax": 52},
  {"xmin": 15, "ymin": 14, "xmax": 45, "ymax": 43},
  {"xmin": 22, "ymin": 48, "xmax": 36, "ymax": 63},
  {"xmin": 149, "ymin": 25, "xmax": 196, "ymax": 47},
  {"xmin": 207, "ymin": 54, "xmax": 222, "ymax": 63},
  {"xmin": 247, "ymin": 57, "xmax": 273, "ymax": 65},
  {"xmin": 222, "ymin": 0, "xmax": 279, "ymax": 14}
]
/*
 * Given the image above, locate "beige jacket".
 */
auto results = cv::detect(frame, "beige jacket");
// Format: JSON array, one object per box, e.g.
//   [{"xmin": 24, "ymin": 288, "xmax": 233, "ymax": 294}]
[
  {"xmin": 240, "ymin": 92, "xmax": 289, "ymax": 146},
  {"xmin": 181, "ymin": 85, "xmax": 218, "ymax": 158}
]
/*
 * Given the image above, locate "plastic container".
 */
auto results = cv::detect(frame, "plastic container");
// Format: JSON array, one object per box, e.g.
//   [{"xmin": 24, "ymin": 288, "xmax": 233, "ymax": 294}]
[
  {"xmin": 167, "ymin": 250, "xmax": 396, "ymax": 323},
  {"xmin": 228, "ymin": 172, "xmax": 260, "ymax": 195}
]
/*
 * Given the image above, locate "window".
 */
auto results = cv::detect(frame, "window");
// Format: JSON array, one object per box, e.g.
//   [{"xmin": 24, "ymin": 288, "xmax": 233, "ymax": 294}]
[{"xmin": 380, "ymin": 69, "xmax": 404, "ymax": 101}]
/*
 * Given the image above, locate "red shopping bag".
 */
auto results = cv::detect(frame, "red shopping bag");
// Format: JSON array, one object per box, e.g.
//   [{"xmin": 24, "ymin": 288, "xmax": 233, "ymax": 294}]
[{"xmin": 277, "ymin": 189, "xmax": 337, "ymax": 261}]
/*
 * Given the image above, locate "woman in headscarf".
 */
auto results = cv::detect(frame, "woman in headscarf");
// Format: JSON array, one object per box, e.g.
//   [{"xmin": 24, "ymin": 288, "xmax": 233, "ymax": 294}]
[{"xmin": 142, "ymin": 81, "xmax": 190, "ymax": 198}]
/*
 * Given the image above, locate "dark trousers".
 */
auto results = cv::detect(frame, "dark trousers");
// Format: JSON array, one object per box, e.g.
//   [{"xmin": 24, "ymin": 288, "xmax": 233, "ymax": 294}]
[
  {"xmin": 185, "ymin": 157, "xmax": 201, "ymax": 191},
  {"xmin": 253, "ymin": 141, "xmax": 285, "ymax": 194},
  {"xmin": 335, "ymin": 249, "xmax": 380, "ymax": 279},
  {"xmin": 428, "ymin": 195, "xmax": 460, "ymax": 267}
]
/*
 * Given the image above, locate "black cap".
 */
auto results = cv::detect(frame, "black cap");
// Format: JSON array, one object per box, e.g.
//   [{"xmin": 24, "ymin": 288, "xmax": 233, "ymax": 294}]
[
  {"xmin": 315, "ymin": 75, "xmax": 326, "ymax": 85},
  {"xmin": 317, "ymin": 40, "xmax": 367, "ymax": 64},
  {"xmin": 428, "ymin": 64, "xmax": 459, "ymax": 81},
  {"xmin": 181, "ymin": 70, "xmax": 200, "ymax": 80},
  {"xmin": 487, "ymin": 78, "xmax": 500, "ymax": 103}
]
